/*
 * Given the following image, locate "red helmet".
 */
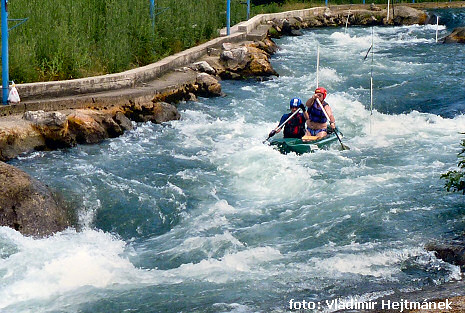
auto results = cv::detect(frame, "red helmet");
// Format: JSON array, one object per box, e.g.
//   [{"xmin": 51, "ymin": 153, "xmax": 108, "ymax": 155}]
[{"xmin": 315, "ymin": 87, "xmax": 327, "ymax": 100}]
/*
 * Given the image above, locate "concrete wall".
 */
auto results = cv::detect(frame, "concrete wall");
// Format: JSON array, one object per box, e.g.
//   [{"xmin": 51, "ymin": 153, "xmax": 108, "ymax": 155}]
[
  {"xmin": 17, "ymin": 33, "xmax": 247, "ymax": 101},
  {"xmin": 15, "ymin": 7, "xmax": 329, "ymax": 103}
]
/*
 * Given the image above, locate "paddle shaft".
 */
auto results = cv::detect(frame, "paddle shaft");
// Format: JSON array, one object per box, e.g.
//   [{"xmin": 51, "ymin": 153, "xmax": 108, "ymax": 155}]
[
  {"xmin": 265, "ymin": 108, "xmax": 304, "ymax": 142},
  {"xmin": 276, "ymin": 108, "xmax": 303, "ymax": 131},
  {"xmin": 315, "ymin": 98, "xmax": 348, "ymax": 150}
]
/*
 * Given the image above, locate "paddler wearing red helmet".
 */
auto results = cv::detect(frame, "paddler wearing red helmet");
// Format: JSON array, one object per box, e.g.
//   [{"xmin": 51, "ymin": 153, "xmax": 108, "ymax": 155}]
[{"xmin": 302, "ymin": 87, "xmax": 336, "ymax": 138}]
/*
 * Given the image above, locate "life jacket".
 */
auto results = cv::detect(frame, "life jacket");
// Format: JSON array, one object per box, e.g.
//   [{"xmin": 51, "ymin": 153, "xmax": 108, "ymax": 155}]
[
  {"xmin": 283, "ymin": 113, "xmax": 306, "ymax": 138},
  {"xmin": 308, "ymin": 101, "xmax": 328, "ymax": 124}
]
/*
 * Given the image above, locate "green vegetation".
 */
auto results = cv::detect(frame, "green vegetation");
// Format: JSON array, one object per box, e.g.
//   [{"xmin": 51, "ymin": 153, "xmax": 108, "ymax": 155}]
[
  {"xmin": 7, "ymin": 0, "xmax": 234, "ymax": 82},
  {"xmin": 442, "ymin": 138, "xmax": 465, "ymax": 194},
  {"xmin": 3, "ymin": 0, "xmax": 461, "ymax": 83}
]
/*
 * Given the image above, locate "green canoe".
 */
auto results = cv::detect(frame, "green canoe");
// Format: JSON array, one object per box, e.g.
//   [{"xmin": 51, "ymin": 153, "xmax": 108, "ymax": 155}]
[{"xmin": 269, "ymin": 130, "xmax": 340, "ymax": 154}]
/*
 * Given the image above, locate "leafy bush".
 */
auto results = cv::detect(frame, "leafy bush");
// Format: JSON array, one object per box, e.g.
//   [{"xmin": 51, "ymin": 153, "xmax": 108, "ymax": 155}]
[{"xmin": 442, "ymin": 138, "xmax": 465, "ymax": 194}]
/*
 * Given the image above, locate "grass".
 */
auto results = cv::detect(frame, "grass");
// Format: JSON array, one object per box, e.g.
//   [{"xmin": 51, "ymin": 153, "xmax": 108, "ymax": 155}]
[{"xmin": 2, "ymin": 0, "xmax": 461, "ymax": 83}]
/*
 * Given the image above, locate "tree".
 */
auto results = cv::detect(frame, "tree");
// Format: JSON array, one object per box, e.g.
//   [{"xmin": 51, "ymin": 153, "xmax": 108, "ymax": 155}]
[{"xmin": 442, "ymin": 137, "xmax": 465, "ymax": 194}]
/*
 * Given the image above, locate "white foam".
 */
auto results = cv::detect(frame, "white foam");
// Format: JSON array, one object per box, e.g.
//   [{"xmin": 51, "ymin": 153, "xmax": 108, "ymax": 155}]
[
  {"xmin": 310, "ymin": 246, "xmax": 423, "ymax": 278},
  {"xmin": 240, "ymin": 86, "xmax": 255, "ymax": 92},
  {"xmin": 329, "ymin": 31, "xmax": 373, "ymax": 50},
  {"xmin": 0, "ymin": 228, "xmax": 142, "ymax": 309},
  {"xmin": 172, "ymin": 246, "xmax": 282, "ymax": 283}
]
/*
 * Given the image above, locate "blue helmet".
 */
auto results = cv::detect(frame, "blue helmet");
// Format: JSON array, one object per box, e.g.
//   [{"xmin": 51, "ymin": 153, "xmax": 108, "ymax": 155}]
[{"xmin": 289, "ymin": 97, "xmax": 302, "ymax": 109}]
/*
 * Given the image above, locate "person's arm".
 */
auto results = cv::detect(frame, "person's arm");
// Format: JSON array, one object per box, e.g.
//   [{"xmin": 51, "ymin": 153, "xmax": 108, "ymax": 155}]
[
  {"xmin": 305, "ymin": 97, "xmax": 316, "ymax": 120},
  {"xmin": 276, "ymin": 114, "xmax": 288, "ymax": 133},
  {"xmin": 305, "ymin": 96, "xmax": 316, "ymax": 107},
  {"xmin": 299, "ymin": 103, "xmax": 308, "ymax": 120},
  {"xmin": 324, "ymin": 105, "xmax": 336, "ymax": 129}
]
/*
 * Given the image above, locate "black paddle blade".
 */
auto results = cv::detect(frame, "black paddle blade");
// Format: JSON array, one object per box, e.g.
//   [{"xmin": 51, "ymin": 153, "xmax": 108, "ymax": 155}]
[
  {"xmin": 263, "ymin": 130, "xmax": 276, "ymax": 144},
  {"xmin": 334, "ymin": 129, "xmax": 350, "ymax": 150},
  {"xmin": 264, "ymin": 130, "xmax": 276, "ymax": 142}
]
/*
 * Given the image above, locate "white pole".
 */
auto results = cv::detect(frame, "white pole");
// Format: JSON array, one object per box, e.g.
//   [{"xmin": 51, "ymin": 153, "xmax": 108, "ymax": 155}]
[
  {"xmin": 345, "ymin": 13, "xmax": 350, "ymax": 33},
  {"xmin": 436, "ymin": 16, "xmax": 439, "ymax": 43},
  {"xmin": 369, "ymin": 76, "xmax": 373, "ymax": 134},
  {"xmin": 370, "ymin": 77, "xmax": 373, "ymax": 115},
  {"xmin": 387, "ymin": 0, "xmax": 390, "ymax": 22},
  {"xmin": 316, "ymin": 45, "xmax": 320, "ymax": 88},
  {"xmin": 369, "ymin": 27, "xmax": 374, "ymax": 134}
]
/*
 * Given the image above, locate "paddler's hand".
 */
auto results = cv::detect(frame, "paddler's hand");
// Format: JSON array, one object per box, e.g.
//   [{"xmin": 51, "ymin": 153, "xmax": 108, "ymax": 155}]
[
  {"xmin": 330, "ymin": 122, "xmax": 336, "ymax": 129},
  {"xmin": 299, "ymin": 103, "xmax": 306, "ymax": 112}
]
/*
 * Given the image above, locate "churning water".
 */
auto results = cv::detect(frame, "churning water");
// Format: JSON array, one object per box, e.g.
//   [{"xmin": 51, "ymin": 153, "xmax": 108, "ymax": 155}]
[{"xmin": 2, "ymin": 8, "xmax": 465, "ymax": 313}]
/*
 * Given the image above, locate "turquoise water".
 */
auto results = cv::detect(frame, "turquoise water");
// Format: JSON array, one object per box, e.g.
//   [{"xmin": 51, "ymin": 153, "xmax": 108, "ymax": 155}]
[{"xmin": 2, "ymin": 9, "xmax": 465, "ymax": 313}]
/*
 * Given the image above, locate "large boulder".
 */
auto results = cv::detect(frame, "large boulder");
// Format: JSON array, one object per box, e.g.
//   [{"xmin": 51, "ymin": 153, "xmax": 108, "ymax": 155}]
[
  {"xmin": 67, "ymin": 109, "xmax": 133, "ymax": 144},
  {"xmin": 261, "ymin": 37, "xmax": 279, "ymax": 55},
  {"xmin": 67, "ymin": 110, "xmax": 109, "ymax": 144},
  {"xmin": 220, "ymin": 46, "xmax": 250, "ymax": 72},
  {"xmin": 391, "ymin": 6, "xmax": 428, "ymax": 25},
  {"xmin": 443, "ymin": 27, "xmax": 465, "ymax": 44},
  {"xmin": 195, "ymin": 73, "xmax": 222, "ymax": 97},
  {"xmin": 243, "ymin": 45, "xmax": 279, "ymax": 77},
  {"xmin": 122, "ymin": 101, "xmax": 180, "ymax": 124},
  {"xmin": 0, "ymin": 117, "xmax": 45, "ymax": 161},
  {"xmin": 218, "ymin": 42, "xmax": 278, "ymax": 79},
  {"xmin": 281, "ymin": 18, "xmax": 303, "ymax": 36},
  {"xmin": 349, "ymin": 9, "xmax": 385, "ymax": 26},
  {"xmin": 23, "ymin": 110, "xmax": 75, "ymax": 148},
  {"xmin": 0, "ymin": 161, "xmax": 71, "ymax": 236}
]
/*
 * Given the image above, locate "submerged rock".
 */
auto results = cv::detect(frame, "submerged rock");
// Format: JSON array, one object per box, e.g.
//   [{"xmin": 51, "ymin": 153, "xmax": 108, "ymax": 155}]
[
  {"xmin": 425, "ymin": 241, "xmax": 465, "ymax": 268},
  {"xmin": 443, "ymin": 27, "xmax": 465, "ymax": 44},
  {"xmin": 0, "ymin": 161, "xmax": 71, "ymax": 237}
]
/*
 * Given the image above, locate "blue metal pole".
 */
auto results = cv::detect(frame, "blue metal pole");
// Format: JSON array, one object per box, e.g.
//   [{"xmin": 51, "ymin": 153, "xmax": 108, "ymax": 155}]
[
  {"xmin": 1, "ymin": 0, "xmax": 8, "ymax": 105},
  {"xmin": 247, "ymin": 0, "xmax": 250, "ymax": 20},
  {"xmin": 226, "ymin": 0, "xmax": 230, "ymax": 35},
  {"xmin": 363, "ymin": 0, "xmax": 365, "ymax": 4},
  {"xmin": 325, "ymin": 0, "xmax": 328, "ymax": 7},
  {"xmin": 150, "ymin": 0, "xmax": 154, "ymax": 26}
]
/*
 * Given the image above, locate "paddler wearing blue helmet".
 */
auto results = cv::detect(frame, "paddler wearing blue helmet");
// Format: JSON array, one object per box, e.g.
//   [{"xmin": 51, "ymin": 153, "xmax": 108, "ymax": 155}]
[{"xmin": 275, "ymin": 98, "xmax": 307, "ymax": 139}]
